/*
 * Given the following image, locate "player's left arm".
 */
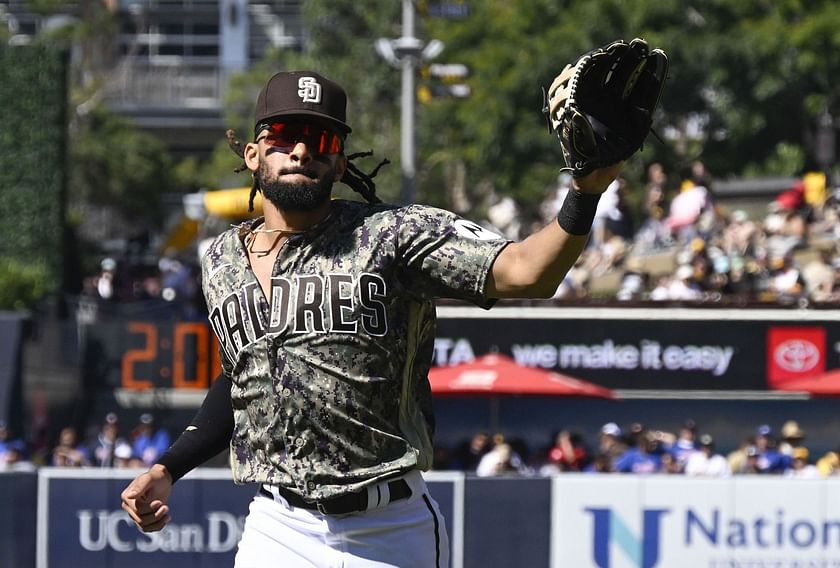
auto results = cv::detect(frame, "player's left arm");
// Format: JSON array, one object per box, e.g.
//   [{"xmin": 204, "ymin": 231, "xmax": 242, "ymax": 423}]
[{"xmin": 485, "ymin": 162, "xmax": 623, "ymax": 299}]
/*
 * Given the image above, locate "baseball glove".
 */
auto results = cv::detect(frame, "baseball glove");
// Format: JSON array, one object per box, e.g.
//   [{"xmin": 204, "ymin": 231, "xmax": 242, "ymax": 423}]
[{"xmin": 543, "ymin": 38, "xmax": 668, "ymax": 177}]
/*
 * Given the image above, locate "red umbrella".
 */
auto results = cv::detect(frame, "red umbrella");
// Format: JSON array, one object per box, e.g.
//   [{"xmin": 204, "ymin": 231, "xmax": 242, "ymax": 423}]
[
  {"xmin": 774, "ymin": 368, "xmax": 840, "ymax": 396},
  {"xmin": 428, "ymin": 353, "xmax": 617, "ymax": 399}
]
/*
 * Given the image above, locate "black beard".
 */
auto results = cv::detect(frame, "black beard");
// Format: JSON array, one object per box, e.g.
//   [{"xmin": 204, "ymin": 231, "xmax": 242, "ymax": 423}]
[{"xmin": 257, "ymin": 162, "xmax": 334, "ymax": 212}]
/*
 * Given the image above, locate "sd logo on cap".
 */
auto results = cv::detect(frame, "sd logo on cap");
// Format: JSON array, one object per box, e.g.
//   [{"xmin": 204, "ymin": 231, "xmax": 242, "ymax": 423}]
[{"xmin": 254, "ymin": 70, "xmax": 351, "ymax": 135}]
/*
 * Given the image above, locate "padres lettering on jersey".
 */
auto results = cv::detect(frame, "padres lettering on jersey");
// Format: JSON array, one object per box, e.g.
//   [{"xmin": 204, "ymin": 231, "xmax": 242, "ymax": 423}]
[
  {"xmin": 209, "ymin": 273, "xmax": 388, "ymax": 363},
  {"xmin": 201, "ymin": 200, "xmax": 508, "ymax": 500}
]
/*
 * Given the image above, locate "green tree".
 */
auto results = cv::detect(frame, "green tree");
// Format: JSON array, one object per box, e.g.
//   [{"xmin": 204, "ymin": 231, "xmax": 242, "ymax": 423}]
[
  {"xmin": 32, "ymin": 0, "xmax": 838, "ymax": 228},
  {"xmin": 200, "ymin": 1, "xmax": 404, "ymax": 203},
  {"xmin": 417, "ymin": 0, "xmax": 840, "ymax": 215},
  {"xmin": 0, "ymin": 45, "xmax": 66, "ymax": 309},
  {"xmin": 2, "ymin": 0, "xmax": 181, "ymax": 301},
  {"xmin": 68, "ymin": 105, "xmax": 173, "ymax": 219}
]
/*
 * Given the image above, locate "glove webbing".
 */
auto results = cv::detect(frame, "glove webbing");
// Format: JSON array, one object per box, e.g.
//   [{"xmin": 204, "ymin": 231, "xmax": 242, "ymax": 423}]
[{"xmin": 545, "ymin": 53, "xmax": 593, "ymax": 134}]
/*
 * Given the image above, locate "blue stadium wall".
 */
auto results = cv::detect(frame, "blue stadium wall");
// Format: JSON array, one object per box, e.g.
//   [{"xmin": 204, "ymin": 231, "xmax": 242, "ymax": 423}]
[{"xmin": 5, "ymin": 469, "xmax": 840, "ymax": 568}]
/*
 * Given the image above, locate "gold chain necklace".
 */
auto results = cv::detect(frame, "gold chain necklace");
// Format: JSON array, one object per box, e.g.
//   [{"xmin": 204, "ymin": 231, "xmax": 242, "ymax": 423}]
[
  {"xmin": 244, "ymin": 223, "xmax": 303, "ymax": 257},
  {"xmin": 248, "ymin": 225, "xmax": 304, "ymax": 235}
]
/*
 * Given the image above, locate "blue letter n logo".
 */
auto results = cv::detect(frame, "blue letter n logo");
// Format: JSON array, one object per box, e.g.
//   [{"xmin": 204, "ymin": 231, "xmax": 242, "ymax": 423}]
[{"xmin": 586, "ymin": 507, "xmax": 669, "ymax": 568}]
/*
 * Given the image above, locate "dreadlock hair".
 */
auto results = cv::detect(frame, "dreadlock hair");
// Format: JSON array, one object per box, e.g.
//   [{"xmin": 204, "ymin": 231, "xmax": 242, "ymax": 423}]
[{"xmin": 225, "ymin": 129, "xmax": 389, "ymax": 213}]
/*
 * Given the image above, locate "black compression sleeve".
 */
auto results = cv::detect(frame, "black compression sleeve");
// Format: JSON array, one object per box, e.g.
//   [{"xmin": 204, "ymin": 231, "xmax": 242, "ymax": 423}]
[
  {"xmin": 556, "ymin": 189, "xmax": 602, "ymax": 235},
  {"xmin": 156, "ymin": 372, "xmax": 234, "ymax": 483}
]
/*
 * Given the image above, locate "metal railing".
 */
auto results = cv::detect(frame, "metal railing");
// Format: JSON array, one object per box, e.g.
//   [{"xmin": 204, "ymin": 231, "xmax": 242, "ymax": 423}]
[{"xmin": 102, "ymin": 63, "xmax": 223, "ymax": 108}]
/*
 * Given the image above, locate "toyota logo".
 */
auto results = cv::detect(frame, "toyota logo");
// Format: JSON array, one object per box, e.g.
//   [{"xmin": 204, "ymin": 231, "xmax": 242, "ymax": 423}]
[{"xmin": 774, "ymin": 339, "xmax": 820, "ymax": 372}]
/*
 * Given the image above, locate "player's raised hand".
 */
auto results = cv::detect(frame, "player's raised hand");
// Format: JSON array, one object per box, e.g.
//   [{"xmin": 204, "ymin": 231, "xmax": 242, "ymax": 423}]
[
  {"xmin": 572, "ymin": 161, "xmax": 625, "ymax": 194},
  {"xmin": 121, "ymin": 464, "xmax": 173, "ymax": 533}
]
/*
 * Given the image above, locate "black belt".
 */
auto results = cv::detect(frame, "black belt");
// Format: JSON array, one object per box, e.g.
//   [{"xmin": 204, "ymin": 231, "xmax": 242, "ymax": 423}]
[{"xmin": 259, "ymin": 478, "xmax": 412, "ymax": 515}]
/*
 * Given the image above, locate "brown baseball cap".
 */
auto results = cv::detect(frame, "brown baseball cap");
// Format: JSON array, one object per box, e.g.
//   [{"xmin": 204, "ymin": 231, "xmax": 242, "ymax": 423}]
[{"xmin": 254, "ymin": 70, "xmax": 351, "ymax": 135}]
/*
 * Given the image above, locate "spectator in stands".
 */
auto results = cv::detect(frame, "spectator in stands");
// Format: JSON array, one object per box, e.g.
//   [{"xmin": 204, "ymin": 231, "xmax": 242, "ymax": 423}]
[
  {"xmin": 114, "ymin": 442, "xmax": 134, "ymax": 468},
  {"xmin": 130, "ymin": 414, "xmax": 171, "ymax": 467},
  {"xmin": 669, "ymin": 420, "xmax": 699, "ymax": 470},
  {"xmin": 766, "ymin": 252, "xmax": 805, "ymax": 302},
  {"xmin": 648, "ymin": 274, "xmax": 674, "ymax": 301},
  {"xmin": 1, "ymin": 439, "xmax": 35, "ymax": 472},
  {"xmin": 816, "ymin": 448, "xmax": 840, "ymax": 477},
  {"xmin": 643, "ymin": 163, "xmax": 668, "ymax": 218},
  {"xmin": 615, "ymin": 272, "xmax": 649, "ymax": 302},
  {"xmin": 634, "ymin": 164, "xmax": 672, "ymax": 252},
  {"xmin": 114, "ymin": 441, "xmax": 143, "ymax": 469},
  {"xmin": 688, "ymin": 238, "xmax": 714, "ymax": 289},
  {"xmin": 593, "ymin": 422, "xmax": 626, "ymax": 470},
  {"xmin": 689, "ymin": 160, "xmax": 714, "ymax": 190},
  {"xmin": 741, "ymin": 445, "xmax": 763, "ymax": 474},
  {"xmin": 705, "ymin": 248, "xmax": 736, "ymax": 297},
  {"xmin": 608, "ymin": 178, "xmax": 635, "ymax": 241},
  {"xmin": 51, "ymin": 426, "xmax": 90, "ymax": 467},
  {"xmin": 753, "ymin": 425, "xmax": 789, "ymax": 474},
  {"xmin": 658, "ymin": 452, "xmax": 683, "ymax": 474},
  {"xmin": 784, "ymin": 447, "xmax": 820, "ymax": 479},
  {"xmin": 763, "ymin": 198, "xmax": 807, "ymax": 260},
  {"xmin": 684, "ymin": 434, "xmax": 731, "ymax": 477},
  {"xmin": 777, "ymin": 420, "xmax": 808, "ymax": 459},
  {"xmin": 726, "ymin": 437, "xmax": 754, "ymax": 474},
  {"xmin": 544, "ymin": 430, "xmax": 589, "ymax": 473},
  {"xmin": 614, "ymin": 429, "xmax": 661, "ymax": 474},
  {"xmin": 475, "ymin": 434, "xmax": 530, "ymax": 477},
  {"xmin": 0, "ymin": 421, "xmax": 34, "ymax": 469},
  {"xmin": 451, "ymin": 431, "xmax": 491, "ymax": 472},
  {"xmin": 726, "ymin": 254, "xmax": 760, "ymax": 299},
  {"xmin": 615, "ymin": 257, "xmax": 650, "ymax": 302},
  {"xmin": 96, "ymin": 258, "xmax": 118, "ymax": 300},
  {"xmin": 90, "ymin": 412, "xmax": 126, "ymax": 468},
  {"xmin": 801, "ymin": 247, "xmax": 837, "ymax": 303},
  {"xmin": 590, "ymin": 178, "xmax": 625, "ymax": 251},
  {"xmin": 721, "ymin": 209, "xmax": 759, "ymax": 258},
  {"xmin": 666, "ymin": 264, "xmax": 704, "ymax": 301},
  {"xmin": 665, "ymin": 181, "xmax": 714, "ymax": 245}
]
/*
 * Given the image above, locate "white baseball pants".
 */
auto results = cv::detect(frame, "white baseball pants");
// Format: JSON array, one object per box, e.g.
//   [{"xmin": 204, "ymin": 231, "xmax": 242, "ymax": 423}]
[{"xmin": 234, "ymin": 470, "xmax": 449, "ymax": 568}]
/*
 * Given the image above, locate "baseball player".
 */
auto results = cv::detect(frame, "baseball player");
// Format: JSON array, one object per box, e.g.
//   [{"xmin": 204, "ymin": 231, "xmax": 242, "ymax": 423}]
[{"xmin": 120, "ymin": 69, "xmax": 623, "ymax": 567}]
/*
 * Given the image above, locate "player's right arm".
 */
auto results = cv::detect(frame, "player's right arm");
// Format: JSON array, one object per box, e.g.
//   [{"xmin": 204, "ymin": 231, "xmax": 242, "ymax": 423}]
[{"xmin": 121, "ymin": 372, "xmax": 234, "ymax": 532}]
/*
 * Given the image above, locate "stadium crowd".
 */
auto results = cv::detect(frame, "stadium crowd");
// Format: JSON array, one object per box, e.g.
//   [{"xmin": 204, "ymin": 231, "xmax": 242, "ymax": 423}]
[
  {"xmin": 496, "ymin": 162, "xmax": 840, "ymax": 305},
  {"xmin": 77, "ymin": 162, "xmax": 840, "ymax": 312},
  {"xmin": 434, "ymin": 419, "xmax": 840, "ymax": 478},
  {"xmin": 3, "ymin": 413, "xmax": 840, "ymax": 479},
  {"xmin": 0, "ymin": 413, "xmax": 170, "ymax": 472}
]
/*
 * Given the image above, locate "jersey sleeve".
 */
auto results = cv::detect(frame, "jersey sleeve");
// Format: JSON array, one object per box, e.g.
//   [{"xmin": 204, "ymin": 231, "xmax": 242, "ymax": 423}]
[{"xmin": 395, "ymin": 205, "xmax": 510, "ymax": 307}]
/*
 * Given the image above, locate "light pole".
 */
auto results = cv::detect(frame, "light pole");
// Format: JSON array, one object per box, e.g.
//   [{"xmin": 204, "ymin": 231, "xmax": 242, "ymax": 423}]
[{"xmin": 376, "ymin": 0, "xmax": 443, "ymax": 205}]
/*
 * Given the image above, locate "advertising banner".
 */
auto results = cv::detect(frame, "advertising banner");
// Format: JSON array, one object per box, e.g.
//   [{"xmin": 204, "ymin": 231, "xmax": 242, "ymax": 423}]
[
  {"xmin": 79, "ymin": 307, "xmax": 840, "ymax": 394},
  {"xmin": 38, "ymin": 469, "xmax": 253, "ymax": 568},
  {"xmin": 36, "ymin": 469, "xmax": 461, "ymax": 568},
  {"xmin": 21, "ymin": 470, "xmax": 840, "ymax": 568},
  {"xmin": 434, "ymin": 307, "xmax": 840, "ymax": 391},
  {"xmin": 551, "ymin": 474, "xmax": 840, "ymax": 568}
]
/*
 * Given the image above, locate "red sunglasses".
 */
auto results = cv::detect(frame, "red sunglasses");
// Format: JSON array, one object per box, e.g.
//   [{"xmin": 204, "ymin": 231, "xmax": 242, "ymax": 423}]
[{"xmin": 256, "ymin": 121, "xmax": 344, "ymax": 155}]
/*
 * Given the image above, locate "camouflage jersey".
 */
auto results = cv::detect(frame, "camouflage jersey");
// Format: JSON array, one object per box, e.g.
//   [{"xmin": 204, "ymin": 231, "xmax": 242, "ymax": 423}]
[{"xmin": 201, "ymin": 199, "xmax": 509, "ymax": 500}]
